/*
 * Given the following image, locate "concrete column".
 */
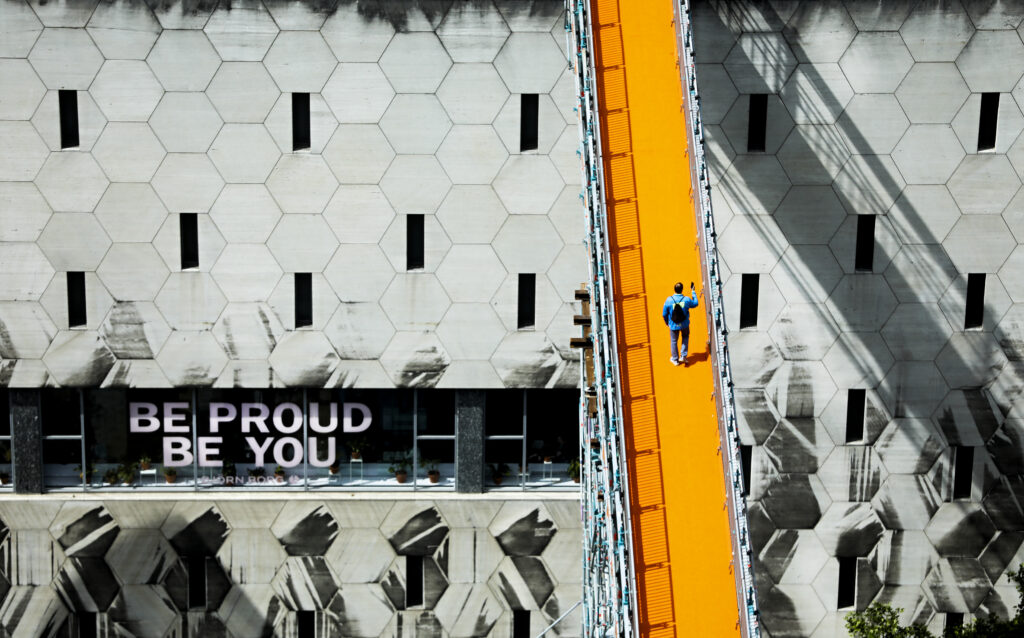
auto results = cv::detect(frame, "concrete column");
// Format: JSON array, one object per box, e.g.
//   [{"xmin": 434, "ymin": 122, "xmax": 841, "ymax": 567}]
[
  {"xmin": 10, "ymin": 389, "xmax": 43, "ymax": 494},
  {"xmin": 456, "ymin": 390, "xmax": 485, "ymax": 493}
]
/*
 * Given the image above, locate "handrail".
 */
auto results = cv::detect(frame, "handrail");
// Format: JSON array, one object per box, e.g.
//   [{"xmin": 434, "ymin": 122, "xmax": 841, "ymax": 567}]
[
  {"xmin": 564, "ymin": 1, "xmax": 641, "ymax": 637},
  {"xmin": 671, "ymin": 1, "xmax": 763, "ymax": 636}
]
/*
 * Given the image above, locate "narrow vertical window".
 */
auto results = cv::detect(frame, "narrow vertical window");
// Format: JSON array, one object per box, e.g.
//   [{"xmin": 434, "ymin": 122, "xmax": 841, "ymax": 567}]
[
  {"xmin": 187, "ymin": 556, "xmax": 207, "ymax": 609},
  {"xmin": 953, "ymin": 446, "xmax": 974, "ymax": 500},
  {"xmin": 978, "ymin": 92, "xmax": 999, "ymax": 152},
  {"xmin": 739, "ymin": 273, "xmax": 759, "ymax": 329},
  {"xmin": 965, "ymin": 273, "xmax": 986, "ymax": 329},
  {"xmin": 292, "ymin": 92, "xmax": 311, "ymax": 151},
  {"xmin": 67, "ymin": 272, "xmax": 87, "ymax": 328},
  {"xmin": 747, "ymin": 94, "xmax": 767, "ymax": 152},
  {"xmin": 513, "ymin": 610, "xmax": 531, "ymax": 638},
  {"xmin": 297, "ymin": 611, "xmax": 315, "ymax": 638},
  {"xmin": 739, "ymin": 445, "xmax": 752, "ymax": 496},
  {"xmin": 837, "ymin": 556, "xmax": 856, "ymax": 609},
  {"xmin": 59, "ymin": 90, "xmax": 79, "ymax": 149},
  {"xmin": 179, "ymin": 213, "xmax": 199, "ymax": 270},
  {"xmin": 518, "ymin": 273, "xmax": 536, "ymax": 329},
  {"xmin": 845, "ymin": 389, "xmax": 866, "ymax": 444},
  {"xmin": 78, "ymin": 612, "xmax": 97, "ymax": 638},
  {"xmin": 407, "ymin": 214, "xmax": 424, "ymax": 270},
  {"xmin": 854, "ymin": 215, "xmax": 875, "ymax": 272},
  {"xmin": 520, "ymin": 94, "xmax": 539, "ymax": 152},
  {"xmin": 295, "ymin": 273, "xmax": 313, "ymax": 329},
  {"xmin": 406, "ymin": 555, "xmax": 423, "ymax": 607}
]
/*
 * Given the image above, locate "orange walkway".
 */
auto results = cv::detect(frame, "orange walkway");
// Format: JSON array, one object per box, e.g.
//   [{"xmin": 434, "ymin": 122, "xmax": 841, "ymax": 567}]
[{"xmin": 591, "ymin": 0, "xmax": 742, "ymax": 635}]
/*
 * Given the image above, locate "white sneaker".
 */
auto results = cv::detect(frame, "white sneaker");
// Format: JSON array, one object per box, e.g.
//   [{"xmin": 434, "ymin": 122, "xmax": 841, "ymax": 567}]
[{"xmin": 671, "ymin": 358, "xmax": 680, "ymax": 366}]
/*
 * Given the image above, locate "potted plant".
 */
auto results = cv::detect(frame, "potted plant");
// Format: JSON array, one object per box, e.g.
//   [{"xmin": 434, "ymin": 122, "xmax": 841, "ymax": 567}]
[
  {"xmin": 116, "ymin": 463, "xmax": 137, "ymax": 486},
  {"xmin": 568, "ymin": 458, "xmax": 581, "ymax": 483},
  {"xmin": 388, "ymin": 455, "xmax": 411, "ymax": 484},
  {"xmin": 0, "ymin": 472, "xmax": 10, "ymax": 485},
  {"xmin": 489, "ymin": 463, "xmax": 510, "ymax": 485},
  {"xmin": 223, "ymin": 460, "xmax": 237, "ymax": 486},
  {"xmin": 163, "ymin": 467, "xmax": 177, "ymax": 484},
  {"xmin": 348, "ymin": 436, "xmax": 369, "ymax": 461},
  {"xmin": 328, "ymin": 462, "xmax": 340, "ymax": 475},
  {"xmin": 103, "ymin": 468, "xmax": 119, "ymax": 485},
  {"xmin": 74, "ymin": 464, "xmax": 95, "ymax": 482},
  {"xmin": 423, "ymin": 458, "xmax": 440, "ymax": 483},
  {"xmin": 139, "ymin": 455, "xmax": 152, "ymax": 471},
  {"xmin": 274, "ymin": 465, "xmax": 286, "ymax": 482},
  {"xmin": 248, "ymin": 466, "xmax": 266, "ymax": 480}
]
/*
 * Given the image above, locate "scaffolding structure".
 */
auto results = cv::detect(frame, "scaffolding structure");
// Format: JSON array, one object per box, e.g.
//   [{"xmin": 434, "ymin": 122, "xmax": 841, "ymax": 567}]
[{"xmin": 565, "ymin": 0, "xmax": 640, "ymax": 636}]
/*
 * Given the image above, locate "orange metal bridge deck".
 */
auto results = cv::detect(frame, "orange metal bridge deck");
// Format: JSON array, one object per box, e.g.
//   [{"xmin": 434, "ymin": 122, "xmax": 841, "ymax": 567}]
[{"xmin": 591, "ymin": 0, "xmax": 742, "ymax": 635}]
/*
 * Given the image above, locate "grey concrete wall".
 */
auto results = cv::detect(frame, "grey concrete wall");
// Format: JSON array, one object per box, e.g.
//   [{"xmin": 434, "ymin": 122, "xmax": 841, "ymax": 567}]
[
  {"xmin": 0, "ymin": 495, "xmax": 581, "ymax": 637},
  {"xmin": 0, "ymin": 0, "xmax": 584, "ymax": 390},
  {"xmin": 693, "ymin": 0, "xmax": 1024, "ymax": 635}
]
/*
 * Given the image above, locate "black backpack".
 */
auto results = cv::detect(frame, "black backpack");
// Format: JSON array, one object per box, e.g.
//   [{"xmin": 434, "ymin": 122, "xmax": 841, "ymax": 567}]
[{"xmin": 670, "ymin": 297, "xmax": 687, "ymax": 323}]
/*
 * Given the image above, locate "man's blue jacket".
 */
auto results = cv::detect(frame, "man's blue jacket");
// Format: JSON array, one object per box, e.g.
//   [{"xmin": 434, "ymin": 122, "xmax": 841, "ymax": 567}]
[{"xmin": 662, "ymin": 291, "xmax": 698, "ymax": 330}]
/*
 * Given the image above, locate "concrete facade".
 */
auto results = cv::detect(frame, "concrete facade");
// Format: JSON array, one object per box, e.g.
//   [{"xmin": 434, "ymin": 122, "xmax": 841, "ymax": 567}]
[{"xmin": 694, "ymin": 0, "xmax": 1024, "ymax": 635}]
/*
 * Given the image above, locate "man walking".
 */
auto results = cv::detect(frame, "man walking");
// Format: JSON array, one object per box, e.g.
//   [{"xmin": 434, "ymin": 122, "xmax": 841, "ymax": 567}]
[{"xmin": 663, "ymin": 282, "xmax": 698, "ymax": 366}]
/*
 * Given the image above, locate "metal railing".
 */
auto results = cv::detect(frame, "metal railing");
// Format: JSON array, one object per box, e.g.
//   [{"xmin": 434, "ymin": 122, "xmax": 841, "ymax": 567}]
[
  {"xmin": 564, "ymin": 1, "xmax": 641, "ymax": 636},
  {"xmin": 673, "ymin": 1, "xmax": 763, "ymax": 636}
]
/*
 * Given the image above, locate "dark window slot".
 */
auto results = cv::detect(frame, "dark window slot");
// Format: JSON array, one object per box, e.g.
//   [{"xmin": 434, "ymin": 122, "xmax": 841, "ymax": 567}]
[
  {"xmin": 739, "ymin": 445, "xmax": 752, "ymax": 496},
  {"xmin": 845, "ymin": 389, "xmax": 866, "ymax": 443},
  {"xmin": 946, "ymin": 612, "xmax": 964, "ymax": 630},
  {"xmin": 965, "ymin": 273, "xmax": 986, "ymax": 329},
  {"xmin": 406, "ymin": 555, "xmax": 423, "ymax": 607},
  {"xmin": 520, "ymin": 94, "xmax": 539, "ymax": 152},
  {"xmin": 67, "ymin": 272, "xmax": 87, "ymax": 328},
  {"xmin": 179, "ymin": 213, "xmax": 199, "ymax": 270},
  {"xmin": 407, "ymin": 214, "xmax": 424, "ymax": 270},
  {"xmin": 837, "ymin": 556, "xmax": 856, "ymax": 609},
  {"xmin": 739, "ymin": 273, "xmax": 759, "ymax": 329},
  {"xmin": 295, "ymin": 273, "xmax": 313, "ymax": 329},
  {"xmin": 747, "ymin": 94, "xmax": 767, "ymax": 152},
  {"xmin": 513, "ymin": 610, "xmax": 530, "ymax": 638},
  {"xmin": 297, "ymin": 611, "xmax": 315, "ymax": 638},
  {"xmin": 78, "ymin": 612, "xmax": 97, "ymax": 638},
  {"xmin": 59, "ymin": 90, "xmax": 79, "ymax": 149},
  {"xmin": 978, "ymin": 92, "xmax": 999, "ymax": 152},
  {"xmin": 953, "ymin": 446, "xmax": 974, "ymax": 500},
  {"xmin": 187, "ymin": 556, "xmax": 207, "ymax": 609},
  {"xmin": 292, "ymin": 92, "xmax": 311, "ymax": 151},
  {"xmin": 854, "ymin": 215, "xmax": 875, "ymax": 272},
  {"xmin": 518, "ymin": 273, "xmax": 536, "ymax": 329}
]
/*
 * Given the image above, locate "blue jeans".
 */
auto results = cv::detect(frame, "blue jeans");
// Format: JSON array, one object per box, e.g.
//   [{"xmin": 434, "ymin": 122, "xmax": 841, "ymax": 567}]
[{"xmin": 671, "ymin": 327, "xmax": 689, "ymax": 362}]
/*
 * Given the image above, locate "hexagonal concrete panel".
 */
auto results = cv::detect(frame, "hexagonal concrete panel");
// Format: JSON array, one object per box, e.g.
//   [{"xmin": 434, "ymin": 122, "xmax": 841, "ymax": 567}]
[
  {"xmin": 379, "ymin": 331, "xmax": 452, "ymax": 387},
  {"xmin": 38, "ymin": 213, "xmax": 111, "ymax": 271},
  {"xmin": 85, "ymin": 0, "xmax": 161, "ymax": 59},
  {"xmin": 156, "ymin": 331, "xmax": 228, "ymax": 386},
  {"xmin": 493, "ymin": 93, "xmax": 565, "ymax": 155},
  {"xmin": 379, "ymin": 94, "xmax": 452, "ymax": 155},
  {"xmin": 379, "ymin": 33, "xmax": 452, "ymax": 94},
  {"xmin": 825, "ymin": 274, "xmax": 898, "ymax": 333},
  {"xmin": 203, "ymin": 1, "xmax": 279, "ymax": 62},
  {"xmin": 92, "ymin": 123, "xmax": 166, "ymax": 183},
  {"xmin": 723, "ymin": 271, "xmax": 785, "ymax": 331},
  {"xmin": 879, "ymin": 361, "xmax": 951, "ymax": 419},
  {"xmin": 943, "ymin": 214, "xmax": 1017, "ymax": 274},
  {"xmin": 768, "ymin": 304, "xmax": 839, "ymax": 361},
  {"xmin": 209, "ymin": 184, "xmax": 282, "ymax": 244},
  {"xmin": 763, "ymin": 417, "xmax": 834, "ymax": 473},
  {"xmin": 764, "ymin": 361, "xmax": 837, "ymax": 418},
  {"xmin": 1000, "ymin": 245, "xmax": 1024, "ymax": 303},
  {"xmin": 207, "ymin": 62, "xmax": 280, "ymax": 124},
  {"xmin": 0, "ymin": 0, "xmax": 42, "ymax": 58},
  {"xmin": 840, "ymin": 32, "xmax": 914, "ymax": 94},
  {"xmin": 32, "ymin": 89, "xmax": 106, "ymax": 152},
  {"xmin": 322, "ymin": 63, "xmax": 395, "ymax": 125},
  {"xmin": 149, "ymin": 92, "xmax": 223, "ymax": 153},
  {"xmin": 154, "ymin": 272, "xmax": 227, "ymax": 332},
  {"xmin": 773, "ymin": 186, "xmax": 846, "ymax": 245},
  {"xmin": 380, "ymin": 213, "xmax": 450, "ymax": 273},
  {"xmin": 888, "ymin": 185, "xmax": 962, "ymax": 245},
  {"xmin": 0, "ymin": 301, "xmax": 56, "ymax": 358},
  {"xmin": 0, "ymin": 59, "xmax": 45, "ymax": 120},
  {"xmin": 324, "ymin": 301, "xmax": 395, "ymax": 360},
  {"xmin": 263, "ymin": 31, "xmax": 336, "ymax": 93},
  {"xmin": 31, "ymin": 141, "xmax": 113, "ymax": 206},
  {"xmin": 881, "ymin": 303, "xmax": 954, "ymax": 361},
  {"xmin": 884, "ymin": 245, "xmax": 959, "ymax": 304},
  {"xmin": 719, "ymin": 155, "xmax": 792, "ymax": 215},
  {"xmin": 436, "ymin": 2, "xmax": 509, "ymax": 63},
  {"xmin": 783, "ymin": 1, "xmax": 857, "ymax": 63},
  {"xmin": 436, "ymin": 245, "xmax": 507, "ymax": 303},
  {"xmin": 926, "ymin": 502, "xmax": 997, "ymax": 558},
  {"xmin": 492, "ymin": 215, "xmax": 563, "ymax": 274},
  {"xmin": 90, "ymin": 60, "xmax": 163, "ymax": 122},
  {"xmin": 270, "ymin": 273, "xmax": 338, "ymax": 331},
  {"xmin": 265, "ymin": 93, "xmax": 337, "ymax": 155},
  {"xmin": 320, "ymin": 3, "xmax": 394, "ymax": 63},
  {"xmin": 876, "ymin": 417, "xmax": 947, "ymax": 474},
  {"xmin": 267, "ymin": 215, "xmax": 339, "ymax": 273},
  {"xmin": 0, "ymin": 182, "xmax": 51, "ymax": 243},
  {"xmin": 28, "ymin": 28, "xmax": 104, "ymax": 89},
  {"xmin": 0, "ymin": 243, "xmax": 54, "ymax": 301},
  {"xmin": 838, "ymin": 94, "xmax": 910, "ymax": 156},
  {"xmin": 956, "ymin": 29, "xmax": 1024, "ymax": 92},
  {"xmin": 777, "ymin": 123, "xmax": 851, "ymax": 186},
  {"xmin": 900, "ymin": 1, "xmax": 975, "ymax": 62},
  {"xmin": 380, "ymin": 155, "xmax": 451, "ymax": 213},
  {"xmin": 323, "ymin": 185, "xmax": 395, "ymax": 244},
  {"xmin": 719, "ymin": 215, "xmax": 787, "ymax": 273},
  {"xmin": 211, "ymin": 244, "xmax": 283, "ymax": 303},
  {"xmin": 99, "ymin": 300, "xmax": 171, "ymax": 358},
  {"xmin": 948, "ymin": 154, "xmax": 1020, "ymax": 215},
  {"xmin": 696, "ymin": 63, "xmax": 738, "ymax": 126},
  {"xmin": 437, "ymin": 125, "xmax": 508, "ymax": 185},
  {"xmin": 96, "ymin": 244, "xmax": 169, "ymax": 302},
  {"xmin": 322, "ymin": 124, "xmax": 396, "ymax": 185},
  {"xmin": 437, "ymin": 64, "xmax": 510, "ymax": 124},
  {"xmin": 145, "ymin": 30, "xmax": 220, "ymax": 92},
  {"xmin": 380, "ymin": 274, "xmax": 452, "ymax": 332},
  {"xmin": 936, "ymin": 332, "xmax": 1008, "ymax": 388},
  {"xmin": 822, "ymin": 331, "xmax": 894, "ymax": 392},
  {"xmin": 760, "ymin": 584, "xmax": 827, "ymax": 638},
  {"xmin": 323, "ymin": 244, "xmax": 395, "ymax": 302},
  {"xmin": 819, "ymin": 446, "xmax": 887, "ymax": 502},
  {"xmin": 896, "ymin": 62, "xmax": 971, "ymax": 125},
  {"xmin": 211, "ymin": 302, "xmax": 282, "ymax": 360},
  {"xmin": 43, "ymin": 330, "xmax": 116, "ymax": 386},
  {"xmin": 724, "ymin": 32, "xmax": 797, "ymax": 94},
  {"xmin": 493, "ymin": 32, "xmax": 565, "ymax": 93},
  {"xmin": 209, "ymin": 124, "xmax": 281, "ymax": 184},
  {"xmin": 491, "ymin": 271, "xmax": 562, "ymax": 333},
  {"xmin": 891, "ymin": 125, "xmax": 965, "ymax": 186},
  {"xmin": 779, "ymin": 62, "xmax": 854, "ymax": 126},
  {"xmin": 722, "ymin": 94, "xmax": 793, "ymax": 155},
  {"xmin": 94, "ymin": 184, "xmax": 167, "ymax": 245},
  {"xmin": 265, "ymin": 154, "xmax": 338, "ymax": 214},
  {"xmin": 493, "ymin": 156, "xmax": 564, "ymax": 214},
  {"xmin": 832, "ymin": 154, "xmax": 906, "ymax": 216},
  {"xmin": 761, "ymin": 473, "xmax": 831, "ymax": 529},
  {"xmin": 435, "ymin": 303, "xmax": 506, "ymax": 360},
  {"xmin": 152, "ymin": 153, "xmax": 225, "ymax": 213}
]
